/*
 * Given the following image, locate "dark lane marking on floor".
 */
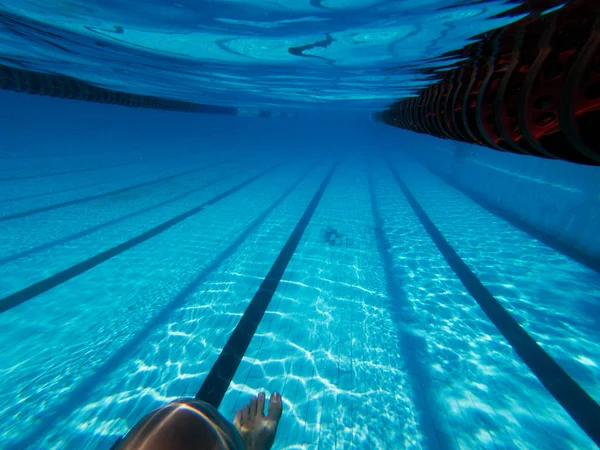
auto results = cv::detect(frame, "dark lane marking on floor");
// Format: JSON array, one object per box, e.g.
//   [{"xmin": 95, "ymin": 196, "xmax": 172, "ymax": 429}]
[
  {"xmin": 406, "ymin": 153, "xmax": 600, "ymax": 274},
  {"xmin": 0, "ymin": 162, "xmax": 285, "ymax": 314},
  {"xmin": 196, "ymin": 160, "xmax": 339, "ymax": 408},
  {"xmin": 0, "ymin": 149, "xmax": 132, "ymax": 161},
  {"xmin": 386, "ymin": 158, "xmax": 600, "ymax": 447},
  {"xmin": 10, "ymin": 162, "xmax": 321, "ymax": 450},
  {"xmin": 0, "ymin": 155, "xmax": 163, "ymax": 183},
  {"xmin": 367, "ymin": 169, "xmax": 455, "ymax": 450},
  {"xmin": 0, "ymin": 170, "xmax": 238, "ymax": 266},
  {"xmin": 0, "ymin": 163, "xmax": 173, "ymax": 205},
  {"xmin": 0, "ymin": 159, "xmax": 229, "ymax": 223}
]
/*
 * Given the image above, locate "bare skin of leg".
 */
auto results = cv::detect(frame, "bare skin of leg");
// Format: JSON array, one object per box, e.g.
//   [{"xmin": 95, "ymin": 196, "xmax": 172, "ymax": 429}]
[{"xmin": 233, "ymin": 392, "xmax": 283, "ymax": 450}]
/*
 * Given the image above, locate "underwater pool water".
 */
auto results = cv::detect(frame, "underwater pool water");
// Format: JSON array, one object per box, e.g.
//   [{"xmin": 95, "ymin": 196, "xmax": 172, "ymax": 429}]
[
  {"xmin": 0, "ymin": 0, "xmax": 530, "ymax": 110},
  {"xmin": 0, "ymin": 95, "xmax": 599, "ymax": 449},
  {"xmin": 1, "ymin": 0, "xmax": 600, "ymax": 448}
]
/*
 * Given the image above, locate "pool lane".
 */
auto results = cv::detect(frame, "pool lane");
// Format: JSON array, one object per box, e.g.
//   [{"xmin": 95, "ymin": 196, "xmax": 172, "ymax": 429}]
[
  {"xmin": 2, "ymin": 148, "xmax": 597, "ymax": 449},
  {"xmin": 386, "ymin": 158, "xmax": 600, "ymax": 447},
  {"xmin": 0, "ymin": 151, "xmax": 152, "ymax": 178},
  {"xmin": 0, "ymin": 155, "xmax": 158, "ymax": 183},
  {"xmin": 0, "ymin": 168, "xmax": 236, "ymax": 267},
  {"xmin": 215, "ymin": 154, "xmax": 594, "ymax": 449},
  {"xmin": 410, "ymin": 151, "xmax": 600, "ymax": 273},
  {"xmin": 0, "ymin": 161, "xmax": 281, "ymax": 313},
  {"xmin": 0, "ymin": 160, "xmax": 328, "ymax": 448},
  {"xmin": 0, "ymin": 153, "xmax": 228, "ymax": 221},
  {"xmin": 220, "ymin": 157, "xmax": 424, "ymax": 449},
  {"xmin": 389, "ymin": 154, "xmax": 600, "ymax": 407},
  {"xmin": 368, "ymin": 169, "xmax": 454, "ymax": 450},
  {"xmin": 0, "ymin": 158, "xmax": 231, "ymax": 222},
  {"xmin": 0, "ymin": 153, "xmax": 183, "ymax": 201},
  {"xmin": 32, "ymin": 160, "xmax": 326, "ymax": 448},
  {"xmin": 196, "ymin": 160, "xmax": 338, "ymax": 408},
  {"xmin": 0, "ymin": 158, "xmax": 290, "ymax": 370},
  {"xmin": 373, "ymin": 159, "xmax": 595, "ymax": 449},
  {"xmin": 0, "ymin": 161, "xmax": 173, "ymax": 205},
  {"xmin": 0, "ymin": 160, "xmax": 245, "ymax": 298}
]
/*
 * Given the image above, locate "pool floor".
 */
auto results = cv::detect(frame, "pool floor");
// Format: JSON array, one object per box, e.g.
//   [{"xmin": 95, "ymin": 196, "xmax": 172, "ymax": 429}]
[{"xmin": 0, "ymin": 150, "xmax": 599, "ymax": 449}]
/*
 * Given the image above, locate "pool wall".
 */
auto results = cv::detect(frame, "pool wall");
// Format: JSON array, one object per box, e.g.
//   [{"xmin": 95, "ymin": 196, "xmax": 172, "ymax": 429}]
[{"xmin": 375, "ymin": 127, "xmax": 600, "ymax": 265}]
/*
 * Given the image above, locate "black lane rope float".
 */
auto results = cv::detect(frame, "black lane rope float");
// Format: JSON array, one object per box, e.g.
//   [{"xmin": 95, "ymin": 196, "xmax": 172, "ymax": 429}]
[
  {"xmin": 196, "ymin": 160, "xmax": 339, "ymax": 408},
  {"xmin": 0, "ymin": 60, "xmax": 293, "ymax": 119},
  {"xmin": 386, "ymin": 157, "xmax": 600, "ymax": 447},
  {"xmin": 11, "ymin": 161, "xmax": 321, "ymax": 450},
  {"xmin": 0, "ymin": 159, "xmax": 230, "ymax": 223},
  {"xmin": 0, "ymin": 161, "xmax": 286, "ymax": 314}
]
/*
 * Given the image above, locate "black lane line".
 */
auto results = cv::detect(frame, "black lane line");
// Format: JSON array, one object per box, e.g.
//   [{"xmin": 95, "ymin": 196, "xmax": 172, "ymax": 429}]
[
  {"xmin": 0, "ymin": 159, "xmax": 229, "ymax": 223},
  {"xmin": 0, "ymin": 170, "xmax": 237, "ymax": 266},
  {"xmin": 196, "ymin": 160, "xmax": 339, "ymax": 408},
  {"xmin": 386, "ymin": 158, "xmax": 600, "ymax": 447},
  {"xmin": 0, "ymin": 162, "xmax": 284, "ymax": 314},
  {"xmin": 0, "ymin": 162, "xmax": 173, "ymax": 205},
  {"xmin": 0, "ymin": 155, "xmax": 163, "ymax": 183},
  {"xmin": 10, "ymin": 162, "xmax": 320, "ymax": 450},
  {"xmin": 367, "ymin": 169, "xmax": 454, "ymax": 450},
  {"xmin": 408, "ymin": 153, "xmax": 600, "ymax": 274},
  {"xmin": 0, "ymin": 149, "xmax": 145, "ymax": 161}
]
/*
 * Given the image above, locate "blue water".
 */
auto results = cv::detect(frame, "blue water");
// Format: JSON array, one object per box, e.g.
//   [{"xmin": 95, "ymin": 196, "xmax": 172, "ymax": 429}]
[
  {"xmin": 0, "ymin": 92, "xmax": 599, "ymax": 449},
  {"xmin": 1, "ymin": 1, "xmax": 600, "ymax": 449},
  {"xmin": 0, "ymin": 0, "xmax": 525, "ymax": 110}
]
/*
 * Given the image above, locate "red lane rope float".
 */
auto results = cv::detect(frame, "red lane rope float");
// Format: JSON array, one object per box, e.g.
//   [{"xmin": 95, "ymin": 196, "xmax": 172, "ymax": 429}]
[{"xmin": 377, "ymin": 0, "xmax": 600, "ymax": 166}]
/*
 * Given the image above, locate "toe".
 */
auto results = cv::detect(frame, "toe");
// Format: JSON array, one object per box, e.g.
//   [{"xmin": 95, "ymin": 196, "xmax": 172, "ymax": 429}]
[
  {"xmin": 250, "ymin": 396, "xmax": 258, "ymax": 418},
  {"xmin": 234, "ymin": 409, "xmax": 243, "ymax": 428},
  {"xmin": 267, "ymin": 392, "xmax": 283, "ymax": 421},
  {"xmin": 257, "ymin": 392, "xmax": 266, "ymax": 418},
  {"xmin": 242, "ymin": 403, "xmax": 251, "ymax": 423}
]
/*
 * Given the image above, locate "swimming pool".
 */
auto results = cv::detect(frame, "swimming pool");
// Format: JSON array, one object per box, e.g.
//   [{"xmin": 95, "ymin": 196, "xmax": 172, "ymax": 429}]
[
  {"xmin": 2, "ymin": 0, "xmax": 600, "ymax": 446},
  {"xmin": 0, "ymin": 93, "xmax": 599, "ymax": 449}
]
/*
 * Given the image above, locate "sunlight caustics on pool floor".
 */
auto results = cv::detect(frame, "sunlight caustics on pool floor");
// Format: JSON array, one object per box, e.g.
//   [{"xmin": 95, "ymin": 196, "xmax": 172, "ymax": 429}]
[{"xmin": 0, "ymin": 150, "xmax": 599, "ymax": 449}]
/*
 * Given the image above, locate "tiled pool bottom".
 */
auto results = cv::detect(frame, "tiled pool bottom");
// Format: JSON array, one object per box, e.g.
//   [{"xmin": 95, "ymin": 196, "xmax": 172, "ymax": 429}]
[{"xmin": 0, "ymin": 152, "xmax": 599, "ymax": 449}]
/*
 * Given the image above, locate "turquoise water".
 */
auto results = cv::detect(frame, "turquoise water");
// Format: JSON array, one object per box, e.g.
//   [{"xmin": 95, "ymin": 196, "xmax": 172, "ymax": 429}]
[
  {"xmin": 1, "ymin": 94, "xmax": 599, "ymax": 449},
  {"xmin": 0, "ymin": 0, "xmax": 524, "ymax": 109},
  {"xmin": 1, "ymin": 0, "xmax": 600, "ymax": 448}
]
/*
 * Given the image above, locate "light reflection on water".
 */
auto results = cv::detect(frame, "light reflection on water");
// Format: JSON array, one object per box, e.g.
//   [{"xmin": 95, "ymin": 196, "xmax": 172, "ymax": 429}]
[
  {"xmin": 0, "ymin": 0, "xmax": 536, "ymax": 109},
  {"xmin": 394, "ymin": 155, "xmax": 600, "ymax": 406},
  {"xmin": 0, "ymin": 155, "xmax": 597, "ymax": 449}
]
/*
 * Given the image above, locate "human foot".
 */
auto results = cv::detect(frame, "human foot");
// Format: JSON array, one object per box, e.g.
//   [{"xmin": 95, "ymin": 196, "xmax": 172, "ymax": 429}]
[{"xmin": 233, "ymin": 392, "xmax": 283, "ymax": 450}]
